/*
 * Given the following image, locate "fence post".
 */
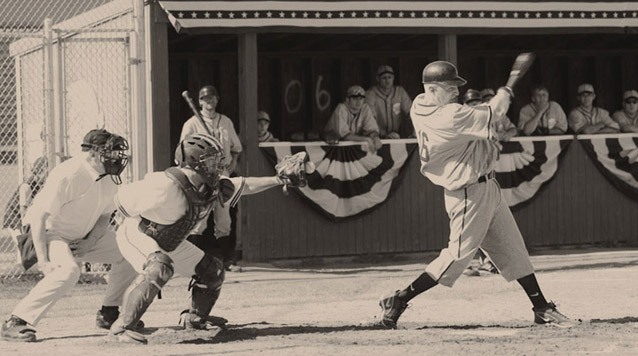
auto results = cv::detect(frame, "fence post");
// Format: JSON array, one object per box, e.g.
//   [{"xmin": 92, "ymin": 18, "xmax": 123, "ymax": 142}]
[{"xmin": 43, "ymin": 18, "xmax": 56, "ymax": 169}]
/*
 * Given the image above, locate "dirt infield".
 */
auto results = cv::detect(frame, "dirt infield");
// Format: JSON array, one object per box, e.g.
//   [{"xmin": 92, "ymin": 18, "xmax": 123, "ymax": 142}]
[{"xmin": 1, "ymin": 249, "xmax": 638, "ymax": 355}]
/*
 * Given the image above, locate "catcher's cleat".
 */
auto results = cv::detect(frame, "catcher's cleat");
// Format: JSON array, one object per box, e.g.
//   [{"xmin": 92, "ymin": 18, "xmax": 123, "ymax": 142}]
[
  {"xmin": 378, "ymin": 290, "xmax": 409, "ymax": 329},
  {"xmin": 179, "ymin": 310, "xmax": 228, "ymax": 330},
  {"xmin": 533, "ymin": 302, "xmax": 580, "ymax": 328},
  {"xmin": 1, "ymin": 315, "xmax": 36, "ymax": 342},
  {"xmin": 96, "ymin": 307, "xmax": 144, "ymax": 331}
]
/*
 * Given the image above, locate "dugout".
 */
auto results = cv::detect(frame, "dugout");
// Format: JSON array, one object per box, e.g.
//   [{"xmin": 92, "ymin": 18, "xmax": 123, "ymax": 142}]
[
  {"xmin": 145, "ymin": 1, "xmax": 638, "ymax": 261},
  {"xmin": 12, "ymin": 1, "xmax": 637, "ymax": 262}
]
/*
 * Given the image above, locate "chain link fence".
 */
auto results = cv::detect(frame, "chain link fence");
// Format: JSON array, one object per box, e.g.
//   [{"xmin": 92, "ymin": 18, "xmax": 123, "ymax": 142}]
[{"xmin": 0, "ymin": 0, "xmax": 138, "ymax": 284}]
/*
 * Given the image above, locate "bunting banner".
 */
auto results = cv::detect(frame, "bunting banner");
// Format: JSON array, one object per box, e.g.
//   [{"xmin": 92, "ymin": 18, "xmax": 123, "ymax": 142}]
[
  {"xmin": 494, "ymin": 136, "xmax": 572, "ymax": 208},
  {"xmin": 157, "ymin": 1, "xmax": 638, "ymax": 32},
  {"xmin": 259, "ymin": 140, "xmax": 417, "ymax": 221},
  {"xmin": 578, "ymin": 133, "xmax": 638, "ymax": 201}
]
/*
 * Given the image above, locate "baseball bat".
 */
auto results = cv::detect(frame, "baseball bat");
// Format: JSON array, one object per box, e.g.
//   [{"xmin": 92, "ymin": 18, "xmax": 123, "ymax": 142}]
[
  {"xmin": 505, "ymin": 52, "xmax": 535, "ymax": 90},
  {"xmin": 181, "ymin": 90, "xmax": 212, "ymax": 135}
]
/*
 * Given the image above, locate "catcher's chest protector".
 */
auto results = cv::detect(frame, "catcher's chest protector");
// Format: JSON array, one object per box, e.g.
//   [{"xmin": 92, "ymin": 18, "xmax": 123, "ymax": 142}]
[{"xmin": 139, "ymin": 167, "xmax": 217, "ymax": 252}]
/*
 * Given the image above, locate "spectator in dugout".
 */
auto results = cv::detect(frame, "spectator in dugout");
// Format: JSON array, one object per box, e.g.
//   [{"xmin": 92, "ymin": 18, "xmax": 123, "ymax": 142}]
[
  {"xmin": 324, "ymin": 85, "xmax": 382, "ymax": 153},
  {"xmin": 365, "ymin": 65, "xmax": 413, "ymax": 138},
  {"xmin": 568, "ymin": 83, "xmax": 619, "ymax": 134},
  {"xmin": 517, "ymin": 85, "xmax": 568, "ymax": 136},
  {"xmin": 257, "ymin": 110, "xmax": 279, "ymax": 142},
  {"xmin": 612, "ymin": 90, "xmax": 638, "ymax": 133},
  {"xmin": 481, "ymin": 88, "xmax": 518, "ymax": 141}
]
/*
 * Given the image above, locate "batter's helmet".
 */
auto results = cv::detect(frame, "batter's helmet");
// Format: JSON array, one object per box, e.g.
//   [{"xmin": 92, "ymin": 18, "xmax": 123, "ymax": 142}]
[
  {"xmin": 421, "ymin": 61, "xmax": 467, "ymax": 86},
  {"xmin": 463, "ymin": 89, "xmax": 482, "ymax": 105},
  {"xmin": 175, "ymin": 133, "xmax": 225, "ymax": 186}
]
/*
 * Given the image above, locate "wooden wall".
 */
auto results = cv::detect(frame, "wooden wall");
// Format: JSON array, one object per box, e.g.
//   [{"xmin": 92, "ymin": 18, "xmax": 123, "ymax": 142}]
[
  {"xmin": 165, "ymin": 32, "xmax": 638, "ymax": 260},
  {"xmin": 243, "ymin": 139, "xmax": 638, "ymax": 261}
]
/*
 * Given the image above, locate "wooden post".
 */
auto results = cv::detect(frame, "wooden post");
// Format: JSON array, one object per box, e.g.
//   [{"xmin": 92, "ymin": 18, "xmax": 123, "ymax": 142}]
[
  {"xmin": 438, "ymin": 34, "xmax": 458, "ymax": 65},
  {"xmin": 237, "ymin": 32, "xmax": 258, "ymax": 259}
]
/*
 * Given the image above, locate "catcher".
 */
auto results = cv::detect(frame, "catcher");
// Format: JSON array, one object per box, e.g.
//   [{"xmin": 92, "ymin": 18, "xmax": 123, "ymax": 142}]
[{"xmin": 108, "ymin": 133, "xmax": 310, "ymax": 344}]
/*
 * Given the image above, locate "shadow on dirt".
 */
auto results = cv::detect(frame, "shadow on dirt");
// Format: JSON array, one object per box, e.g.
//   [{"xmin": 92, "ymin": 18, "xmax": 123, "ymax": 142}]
[
  {"xmin": 176, "ymin": 322, "xmax": 386, "ymax": 344},
  {"xmin": 416, "ymin": 324, "xmax": 529, "ymax": 330},
  {"xmin": 590, "ymin": 316, "xmax": 638, "ymax": 324}
]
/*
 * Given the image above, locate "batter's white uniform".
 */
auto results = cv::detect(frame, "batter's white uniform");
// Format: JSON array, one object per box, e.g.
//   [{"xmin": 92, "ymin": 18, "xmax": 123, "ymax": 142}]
[
  {"xmin": 410, "ymin": 93, "xmax": 534, "ymax": 287},
  {"xmin": 114, "ymin": 170, "xmax": 245, "ymax": 276},
  {"xmin": 12, "ymin": 156, "xmax": 136, "ymax": 326}
]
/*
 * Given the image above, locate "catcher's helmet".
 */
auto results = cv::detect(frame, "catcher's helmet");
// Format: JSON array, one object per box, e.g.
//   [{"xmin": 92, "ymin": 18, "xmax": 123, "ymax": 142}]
[
  {"xmin": 421, "ymin": 61, "xmax": 467, "ymax": 87},
  {"xmin": 463, "ymin": 89, "xmax": 482, "ymax": 105},
  {"xmin": 175, "ymin": 133, "xmax": 225, "ymax": 186}
]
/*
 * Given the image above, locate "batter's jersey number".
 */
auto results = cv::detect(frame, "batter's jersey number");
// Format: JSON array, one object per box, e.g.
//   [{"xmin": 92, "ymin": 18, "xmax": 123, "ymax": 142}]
[{"xmin": 418, "ymin": 131, "xmax": 430, "ymax": 162}]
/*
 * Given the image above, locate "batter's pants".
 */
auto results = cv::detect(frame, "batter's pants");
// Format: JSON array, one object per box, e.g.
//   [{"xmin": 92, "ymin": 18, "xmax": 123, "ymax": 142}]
[{"xmin": 425, "ymin": 178, "xmax": 535, "ymax": 287}]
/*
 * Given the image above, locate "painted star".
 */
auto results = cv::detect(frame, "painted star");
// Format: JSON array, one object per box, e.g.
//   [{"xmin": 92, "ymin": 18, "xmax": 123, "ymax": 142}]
[
  {"xmin": 204, "ymin": 12, "xmax": 210, "ymax": 18},
  {"xmin": 241, "ymin": 12, "xmax": 247, "ymax": 18},
  {"xmin": 291, "ymin": 12, "xmax": 296, "ymax": 18},
  {"xmin": 190, "ymin": 12, "xmax": 196, "ymax": 18},
  {"xmin": 253, "ymin": 12, "xmax": 259, "ymax": 18},
  {"xmin": 303, "ymin": 12, "xmax": 308, "ymax": 18},
  {"xmin": 228, "ymin": 12, "xmax": 234, "ymax": 19},
  {"xmin": 339, "ymin": 12, "xmax": 344, "ymax": 18},
  {"xmin": 217, "ymin": 12, "xmax": 223, "ymax": 18},
  {"xmin": 177, "ymin": 12, "xmax": 183, "ymax": 18},
  {"xmin": 267, "ymin": 11, "xmax": 272, "ymax": 18}
]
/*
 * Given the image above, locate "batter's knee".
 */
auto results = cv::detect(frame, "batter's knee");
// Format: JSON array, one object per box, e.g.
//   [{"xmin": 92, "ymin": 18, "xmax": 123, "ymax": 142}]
[
  {"xmin": 143, "ymin": 251, "xmax": 174, "ymax": 288},
  {"xmin": 58, "ymin": 263, "xmax": 82, "ymax": 282}
]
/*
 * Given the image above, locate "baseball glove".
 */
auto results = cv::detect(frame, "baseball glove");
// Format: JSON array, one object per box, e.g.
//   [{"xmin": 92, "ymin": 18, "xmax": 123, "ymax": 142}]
[{"xmin": 275, "ymin": 152, "xmax": 309, "ymax": 193}]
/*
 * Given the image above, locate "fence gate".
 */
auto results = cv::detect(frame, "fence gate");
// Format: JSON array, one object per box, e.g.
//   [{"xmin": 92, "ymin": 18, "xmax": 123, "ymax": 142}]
[{"xmin": 0, "ymin": 0, "xmax": 138, "ymax": 283}]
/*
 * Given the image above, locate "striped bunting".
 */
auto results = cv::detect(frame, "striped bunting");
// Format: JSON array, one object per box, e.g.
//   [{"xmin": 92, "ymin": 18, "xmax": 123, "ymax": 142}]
[
  {"xmin": 494, "ymin": 136, "xmax": 572, "ymax": 207},
  {"xmin": 260, "ymin": 140, "xmax": 416, "ymax": 220},
  {"xmin": 157, "ymin": 1, "xmax": 638, "ymax": 31},
  {"xmin": 578, "ymin": 133, "xmax": 638, "ymax": 200}
]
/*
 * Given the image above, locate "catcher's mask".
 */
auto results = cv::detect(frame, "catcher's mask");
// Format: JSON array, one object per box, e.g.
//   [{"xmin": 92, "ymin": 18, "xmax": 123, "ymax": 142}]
[
  {"xmin": 175, "ymin": 133, "xmax": 225, "ymax": 187},
  {"xmin": 81, "ymin": 129, "xmax": 129, "ymax": 185}
]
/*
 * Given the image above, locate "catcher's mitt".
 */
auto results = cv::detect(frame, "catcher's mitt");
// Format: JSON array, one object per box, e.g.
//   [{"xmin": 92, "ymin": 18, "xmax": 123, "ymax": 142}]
[{"xmin": 275, "ymin": 151, "xmax": 310, "ymax": 194}]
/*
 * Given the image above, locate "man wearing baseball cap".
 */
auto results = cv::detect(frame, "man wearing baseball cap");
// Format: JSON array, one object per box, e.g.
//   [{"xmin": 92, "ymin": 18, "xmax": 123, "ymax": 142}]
[
  {"xmin": 324, "ymin": 85, "xmax": 382, "ymax": 153},
  {"xmin": 611, "ymin": 90, "xmax": 638, "ymax": 133},
  {"xmin": 257, "ymin": 110, "xmax": 279, "ymax": 142},
  {"xmin": 365, "ymin": 65, "xmax": 413, "ymax": 139},
  {"xmin": 568, "ymin": 83, "xmax": 619, "ymax": 134},
  {"xmin": 179, "ymin": 84, "xmax": 243, "ymax": 272}
]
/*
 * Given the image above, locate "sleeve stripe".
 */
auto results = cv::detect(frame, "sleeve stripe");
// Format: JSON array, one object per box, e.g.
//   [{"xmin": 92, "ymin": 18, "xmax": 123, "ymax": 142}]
[
  {"xmin": 487, "ymin": 106, "xmax": 493, "ymax": 140},
  {"xmin": 114, "ymin": 194, "xmax": 131, "ymax": 218},
  {"xmin": 228, "ymin": 177, "xmax": 246, "ymax": 207}
]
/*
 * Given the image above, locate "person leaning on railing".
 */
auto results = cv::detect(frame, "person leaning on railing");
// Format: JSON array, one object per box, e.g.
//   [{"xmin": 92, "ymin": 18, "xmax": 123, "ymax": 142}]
[
  {"xmin": 612, "ymin": 90, "xmax": 638, "ymax": 133},
  {"xmin": 568, "ymin": 83, "xmax": 619, "ymax": 134},
  {"xmin": 517, "ymin": 85, "xmax": 568, "ymax": 136}
]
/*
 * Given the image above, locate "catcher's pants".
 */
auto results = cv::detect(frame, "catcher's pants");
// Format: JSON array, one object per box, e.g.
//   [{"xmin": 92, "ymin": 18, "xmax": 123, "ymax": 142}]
[
  {"xmin": 116, "ymin": 217, "xmax": 205, "ymax": 276},
  {"xmin": 425, "ymin": 178, "xmax": 534, "ymax": 287},
  {"xmin": 212, "ymin": 199, "xmax": 231, "ymax": 238},
  {"xmin": 12, "ymin": 231, "xmax": 137, "ymax": 326}
]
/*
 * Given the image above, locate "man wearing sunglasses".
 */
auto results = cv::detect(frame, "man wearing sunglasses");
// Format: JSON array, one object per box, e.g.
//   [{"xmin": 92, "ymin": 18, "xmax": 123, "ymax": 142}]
[{"xmin": 612, "ymin": 90, "xmax": 638, "ymax": 133}]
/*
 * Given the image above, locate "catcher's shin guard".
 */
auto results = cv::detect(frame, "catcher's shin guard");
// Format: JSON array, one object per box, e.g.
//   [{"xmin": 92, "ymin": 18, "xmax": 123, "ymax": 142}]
[
  {"xmin": 180, "ymin": 254, "xmax": 225, "ymax": 329},
  {"xmin": 118, "ymin": 252, "xmax": 174, "ymax": 330}
]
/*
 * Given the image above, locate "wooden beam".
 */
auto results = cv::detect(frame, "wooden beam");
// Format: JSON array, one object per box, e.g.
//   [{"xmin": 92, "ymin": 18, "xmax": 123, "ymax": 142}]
[
  {"xmin": 149, "ymin": 2, "xmax": 171, "ymax": 171},
  {"xmin": 437, "ymin": 34, "xmax": 457, "ymax": 64}
]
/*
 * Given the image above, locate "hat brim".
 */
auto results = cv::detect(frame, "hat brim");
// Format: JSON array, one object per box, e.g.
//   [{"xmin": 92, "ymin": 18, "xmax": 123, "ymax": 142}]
[
  {"xmin": 578, "ymin": 91, "xmax": 594, "ymax": 95},
  {"xmin": 433, "ymin": 76, "xmax": 467, "ymax": 87},
  {"xmin": 624, "ymin": 96, "xmax": 638, "ymax": 101}
]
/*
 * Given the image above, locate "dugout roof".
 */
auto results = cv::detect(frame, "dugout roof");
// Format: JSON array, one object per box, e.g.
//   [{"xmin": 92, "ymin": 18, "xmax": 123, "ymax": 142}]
[{"xmin": 158, "ymin": 1, "xmax": 638, "ymax": 33}]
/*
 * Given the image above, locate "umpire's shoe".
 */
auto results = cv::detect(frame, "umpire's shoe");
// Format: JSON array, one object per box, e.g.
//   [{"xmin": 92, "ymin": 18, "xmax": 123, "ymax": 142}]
[
  {"xmin": 96, "ymin": 306, "xmax": 144, "ymax": 331},
  {"xmin": 533, "ymin": 301, "xmax": 580, "ymax": 328},
  {"xmin": 109, "ymin": 323, "xmax": 147, "ymax": 345},
  {"xmin": 1, "ymin": 315, "xmax": 36, "ymax": 342},
  {"xmin": 379, "ymin": 290, "xmax": 409, "ymax": 329}
]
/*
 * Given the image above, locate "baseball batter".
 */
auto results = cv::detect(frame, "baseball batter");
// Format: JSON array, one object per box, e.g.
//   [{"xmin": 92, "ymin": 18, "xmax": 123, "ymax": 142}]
[
  {"xmin": 108, "ymin": 133, "xmax": 295, "ymax": 344},
  {"xmin": 378, "ymin": 60, "xmax": 579, "ymax": 329}
]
